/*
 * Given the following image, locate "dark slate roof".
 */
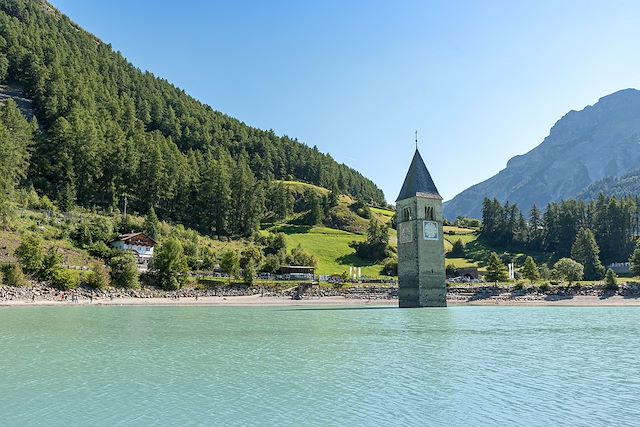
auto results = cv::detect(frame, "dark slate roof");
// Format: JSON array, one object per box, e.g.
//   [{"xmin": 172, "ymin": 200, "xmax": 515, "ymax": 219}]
[
  {"xmin": 111, "ymin": 232, "xmax": 157, "ymax": 245},
  {"xmin": 396, "ymin": 149, "xmax": 442, "ymax": 202}
]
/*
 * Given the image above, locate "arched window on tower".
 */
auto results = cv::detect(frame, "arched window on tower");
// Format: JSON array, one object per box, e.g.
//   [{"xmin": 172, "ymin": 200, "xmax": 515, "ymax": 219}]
[
  {"xmin": 403, "ymin": 207, "xmax": 412, "ymax": 221},
  {"xmin": 425, "ymin": 206, "xmax": 434, "ymax": 221}
]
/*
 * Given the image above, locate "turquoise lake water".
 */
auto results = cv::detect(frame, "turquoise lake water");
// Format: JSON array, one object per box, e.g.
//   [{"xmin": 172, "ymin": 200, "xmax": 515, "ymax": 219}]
[{"xmin": 1, "ymin": 306, "xmax": 639, "ymax": 426}]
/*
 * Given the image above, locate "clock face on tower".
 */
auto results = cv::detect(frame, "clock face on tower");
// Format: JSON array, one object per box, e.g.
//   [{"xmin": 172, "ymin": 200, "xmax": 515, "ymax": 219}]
[{"xmin": 423, "ymin": 221, "xmax": 438, "ymax": 240}]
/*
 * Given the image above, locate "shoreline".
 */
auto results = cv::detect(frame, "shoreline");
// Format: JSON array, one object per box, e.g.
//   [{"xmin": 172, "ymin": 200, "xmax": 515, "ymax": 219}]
[
  {"xmin": 3, "ymin": 282, "xmax": 640, "ymax": 308},
  {"xmin": 3, "ymin": 293, "xmax": 640, "ymax": 308}
]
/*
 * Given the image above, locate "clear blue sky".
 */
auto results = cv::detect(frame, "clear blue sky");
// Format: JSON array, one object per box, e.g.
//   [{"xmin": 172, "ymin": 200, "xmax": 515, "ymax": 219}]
[{"xmin": 50, "ymin": 0, "xmax": 640, "ymax": 203}]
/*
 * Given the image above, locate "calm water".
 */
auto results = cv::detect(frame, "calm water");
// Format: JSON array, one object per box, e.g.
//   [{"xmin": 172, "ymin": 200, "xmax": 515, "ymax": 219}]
[{"xmin": 1, "ymin": 306, "xmax": 639, "ymax": 426}]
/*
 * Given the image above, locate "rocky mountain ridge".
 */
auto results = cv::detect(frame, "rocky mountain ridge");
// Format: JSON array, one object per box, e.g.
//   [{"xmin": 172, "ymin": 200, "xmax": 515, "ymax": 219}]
[{"xmin": 444, "ymin": 89, "xmax": 640, "ymax": 219}]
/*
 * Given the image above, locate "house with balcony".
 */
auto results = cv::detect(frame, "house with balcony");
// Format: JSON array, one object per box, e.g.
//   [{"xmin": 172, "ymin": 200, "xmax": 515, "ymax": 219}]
[{"xmin": 110, "ymin": 232, "xmax": 156, "ymax": 271}]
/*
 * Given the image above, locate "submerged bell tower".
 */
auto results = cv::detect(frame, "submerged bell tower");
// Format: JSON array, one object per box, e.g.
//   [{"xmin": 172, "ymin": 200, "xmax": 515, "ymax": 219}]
[{"xmin": 396, "ymin": 146, "xmax": 446, "ymax": 308}]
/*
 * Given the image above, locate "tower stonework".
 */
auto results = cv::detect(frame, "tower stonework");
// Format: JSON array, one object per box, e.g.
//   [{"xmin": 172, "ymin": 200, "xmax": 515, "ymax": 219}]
[{"xmin": 396, "ymin": 149, "xmax": 446, "ymax": 308}]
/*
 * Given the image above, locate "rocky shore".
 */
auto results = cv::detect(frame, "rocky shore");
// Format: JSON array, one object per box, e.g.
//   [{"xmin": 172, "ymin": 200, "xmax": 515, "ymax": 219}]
[
  {"xmin": 0, "ymin": 282, "xmax": 398, "ymax": 304},
  {"xmin": 2, "ymin": 282, "xmax": 640, "ymax": 306}
]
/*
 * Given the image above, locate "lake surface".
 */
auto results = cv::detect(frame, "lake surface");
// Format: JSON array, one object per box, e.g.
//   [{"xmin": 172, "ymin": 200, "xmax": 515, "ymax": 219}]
[{"xmin": 1, "ymin": 306, "xmax": 639, "ymax": 426}]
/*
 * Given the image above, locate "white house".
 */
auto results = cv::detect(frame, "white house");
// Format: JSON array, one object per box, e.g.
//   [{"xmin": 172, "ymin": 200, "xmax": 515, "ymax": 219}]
[{"xmin": 110, "ymin": 232, "xmax": 156, "ymax": 270}]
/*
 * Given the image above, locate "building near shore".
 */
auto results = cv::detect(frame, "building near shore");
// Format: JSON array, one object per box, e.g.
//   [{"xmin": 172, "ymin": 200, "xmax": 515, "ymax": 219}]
[
  {"xmin": 608, "ymin": 262, "xmax": 630, "ymax": 275},
  {"xmin": 396, "ymin": 148, "xmax": 446, "ymax": 308},
  {"xmin": 109, "ymin": 232, "xmax": 156, "ymax": 270},
  {"xmin": 277, "ymin": 265, "xmax": 315, "ymax": 280}
]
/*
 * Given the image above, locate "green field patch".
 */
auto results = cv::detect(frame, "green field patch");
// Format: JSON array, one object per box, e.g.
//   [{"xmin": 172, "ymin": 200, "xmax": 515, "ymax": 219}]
[
  {"xmin": 281, "ymin": 225, "xmax": 384, "ymax": 277},
  {"xmin": 444, "ymin": 233, "xmax": 477, "ymax": 246},
  {"xmin": 275, "ymin": 180, "xmax": 329, "ymax": 196},
  {"xmin": 370, "ymin": 207, "xmax": 394, "ymax": 217},
  {"xmin": 443, "ymin": 226, "xmax": 476, "ymax": 235},
  {"xmin": 445, "ymin": 258, "xmax": 480, "ymax": 269}
]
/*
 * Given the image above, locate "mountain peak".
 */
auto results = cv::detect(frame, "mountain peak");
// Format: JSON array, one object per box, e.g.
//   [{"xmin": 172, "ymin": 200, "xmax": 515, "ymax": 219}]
[{"xmin": 444, "ymin": 88, "xmax": 640, "ymax": 219}]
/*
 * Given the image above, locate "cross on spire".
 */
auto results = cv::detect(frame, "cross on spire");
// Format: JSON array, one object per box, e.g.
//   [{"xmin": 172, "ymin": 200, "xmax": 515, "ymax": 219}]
[{"xmin": 415, "ymin": 130, "xmax": 418, "ymax": 149}]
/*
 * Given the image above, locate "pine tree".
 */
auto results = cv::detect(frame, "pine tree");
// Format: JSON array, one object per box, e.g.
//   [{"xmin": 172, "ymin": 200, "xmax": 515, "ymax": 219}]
[
  {"xmin": 211, "ymin": 158, "xmax": 232, "ymax": 236},
  {"xmin": 571, "ymin": 228, "xmax": 605, "ymax": 280},
  {"xmin": 230, "ymin": 155, "xmax": 261, "ymax": 236},
  {"xmin": 485, "ymin": 252, "xmax": 508, "ymax": 282},
  {"xmin": 604, "ymin": 268, "xmax": 618, "ymax": 291},
  {"xmin": 521, "ymin": 256, "xmax": 540, "ymax": 283},
  {"xmin": 144, "ymin": 207, "xmax": 159, "ymax": 240},
  {"xmin": 527, "ymin": 205, "xmax": 543, "ymax": 250},
  {"xmin": 58, "ymin": 173, "xmax": 76, "ymax": 212},
  {"xmin": 305, "ymin": 190, "xmax": 324, "ymax": 225},
  {"xmin": 220, "ymin": 250, "xmax": 240, "ymax": 284},
  {"xmin": 0, "ymin": 100, "xmax": 32, "ymax": 226},
  {"xmin": 242, "ymin": 259, "xmax": 257, "ymax": 285},
  {"xmin": 450, "ymin": 239, "xmax": 465, "ymax": 257}
]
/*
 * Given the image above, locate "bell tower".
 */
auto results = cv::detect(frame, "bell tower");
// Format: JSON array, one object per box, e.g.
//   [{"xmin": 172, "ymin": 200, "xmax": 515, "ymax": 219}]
[{"xmin": 396, "ymin": 148, "xmax": 446, "ymax": 308}]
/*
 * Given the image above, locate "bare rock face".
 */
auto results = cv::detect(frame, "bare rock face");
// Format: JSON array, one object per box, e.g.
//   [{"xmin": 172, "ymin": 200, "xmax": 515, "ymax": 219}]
[
  {"xmin": 444, "ymin": 89, "xmax": 640, "ymax": 219},
  {"xmin": 0, "ymin": 84, "xmax": 34, "ymax": 120}
]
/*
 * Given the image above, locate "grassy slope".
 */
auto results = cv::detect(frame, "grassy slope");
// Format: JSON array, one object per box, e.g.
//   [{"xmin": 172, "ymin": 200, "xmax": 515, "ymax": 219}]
[
  {"xmin": 265, "ymin": 194, "xmax": 398, "ymax": 277},
  {"xmin": 444, "ymin": 226, "xmax": 481, "ymax": 269},
  {"xmin": 275, "ymin": 180, "xmax": 329, "ymax": 197},
  {"xmin": 268, "ymin": 224, "xmax": 381, "ymax": 276}
]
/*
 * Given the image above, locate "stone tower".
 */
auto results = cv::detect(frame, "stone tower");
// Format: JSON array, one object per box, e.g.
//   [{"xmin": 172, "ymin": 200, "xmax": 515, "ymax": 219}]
[{"xmin": 396, "ymin": 149, "xmax": 446, "ymax": 308}]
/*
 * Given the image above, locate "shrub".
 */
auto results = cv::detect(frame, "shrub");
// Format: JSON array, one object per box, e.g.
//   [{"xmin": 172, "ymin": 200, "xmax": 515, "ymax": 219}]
[
  {"xmin": 87, "ymin": 241, "xmax": 114, "ymax": 259},
  {"xmin": 109, "ymin": 252, "xmax": 139, "ymax": 289},
  {"xmin": 151, "ymin": 237, "xmax": 188, "ymax": 290},
  {"xmin": 82, "ymin": 263, "xmax": 110, "ymax": 290},
  {"xmin": 37, "ymin": 195, "xmax": 55, "ymax": 211},
  {"xmin": 288, "ymin": 244, "xmax": 317, "ymax": 268},
  {"xmin": 15, "ymin": 234, "xmax": 45, "ymax": 276},
  {"xmin": 71, "ymin": 217, "xmax": 113, "ymax": 247},
  {"xmin": 445, "ymin": 263, "xmax": 457, "ymax": 277},
  {"xmin": 604, "ymin": 268, "xmax": 618, "ymax": 291},
  {"xmin": 220, "ymin": 250, "xmax": 240, "ymax": 282},
  {"xmin": 240, "ymin": 246, "xmax": 264, "ymax": 269},
  {"xmin": 242, "ymin": 259, "xmax": 257, "ymax": 285},
  {"xmin": 384, "ymin": 257, "xmax": 398, "ymax": 276},
  {"xmin": 50, "ymin": 268, "xmax": 79, "ymax": 290},
  {"xmin": 553, "ymin": 258, "xmax": 584, "ymax": 284},
  {"xmin": 41, "ymin": 248, "xmax": 63, "ymax": 280},
  {"xmin": 261, "ymin": 253, "xmax": 283, "ymax": 274},
  {"xmin": 538, "ymin": 282, "xmax": 550, "ymax": 292},
  {"xmin": 1, "ymin": 263, "xmax": 27, "ymax": 287}
]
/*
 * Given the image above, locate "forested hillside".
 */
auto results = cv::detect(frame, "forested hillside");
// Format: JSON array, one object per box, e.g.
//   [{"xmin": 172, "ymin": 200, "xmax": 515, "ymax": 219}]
[
  {"xmin": 0, "ymin": 0, "xmax": 384, "ymax": 237},
  {"xmin": 480, "ymin": 195, "xmax": 639, "ymax": 265},
  {"xmin": 578, "ymin": 169, "xmax": 640, "ymax": 201}
]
